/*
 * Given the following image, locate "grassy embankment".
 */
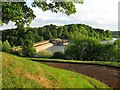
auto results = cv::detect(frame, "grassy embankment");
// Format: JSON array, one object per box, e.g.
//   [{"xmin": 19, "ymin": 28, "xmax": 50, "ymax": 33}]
[
  {"xmin": 30, "ymin": 58, "xmax": 120, "ymax": 67},
  {"xmin": 2, "ymin": 52, "xmax": 111, "ymax": 88}
]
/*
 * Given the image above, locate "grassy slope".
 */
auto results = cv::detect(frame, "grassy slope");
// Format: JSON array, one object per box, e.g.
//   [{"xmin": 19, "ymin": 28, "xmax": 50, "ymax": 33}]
[
  {"xmin": 2, "ymin": 52, "xmax": 110, "ymax": 88},
  {"xmin": 30, "ymin": 58, "xmax": 120, "ymax": 67}
]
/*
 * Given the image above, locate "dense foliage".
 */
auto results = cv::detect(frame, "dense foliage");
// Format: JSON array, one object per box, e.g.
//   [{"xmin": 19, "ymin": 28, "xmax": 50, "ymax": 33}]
[
  {"xmin": 2, "ymin": 40, "xmax": 11, "ymax": 53},
  {"xmin": 52, "ymin": 51, "xmax": 65, "ymax": 59},
  {"xmin": 36, "ymin": 50, "xmax": 52, "ymax": 58},
  {"xmin": 2, "ymin": 1, "xmax": 83, "ymax": 27},
  {"xmin": 112, "ymin": 31, "xmax": 120, "ymax": 38},
  {"xmin": 1, "ymin": 24, "xmax": 112, "ymax": 47},
  {"xmin": 65, "ymin": 34, "xmax": 119, "ymax": 62}
]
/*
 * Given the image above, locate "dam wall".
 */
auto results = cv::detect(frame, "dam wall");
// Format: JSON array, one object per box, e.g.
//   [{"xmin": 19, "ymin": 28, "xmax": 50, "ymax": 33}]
[{"xmin": 33, "ymin": 41, "xmax": 54, "ymax": 53}]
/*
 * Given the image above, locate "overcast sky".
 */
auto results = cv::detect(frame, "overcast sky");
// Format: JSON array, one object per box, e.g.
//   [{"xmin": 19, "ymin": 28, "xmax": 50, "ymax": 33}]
[{"xmin": 0, "ymin": 0, "xmax": 119, "ymax": 31}]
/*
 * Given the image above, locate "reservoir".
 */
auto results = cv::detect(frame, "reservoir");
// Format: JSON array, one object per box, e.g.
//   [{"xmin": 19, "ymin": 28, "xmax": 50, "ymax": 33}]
[
  {"xmin": 35, "ymin": 38, "xmax": 118, "ymax": 53},
  {"xmin": 46, "ymin": 45, "xmax": 65, "ymax": 53}
]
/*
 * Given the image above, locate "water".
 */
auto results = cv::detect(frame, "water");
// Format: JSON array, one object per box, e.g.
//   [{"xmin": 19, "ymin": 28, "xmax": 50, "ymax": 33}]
[
  {"xmin": 101, "ymin": 38, "xmax": 117, "ymax": 43},
  {"xmin": 46, "ymin": 45, "xmax": 65, "ymax": 53},
  {"xmin": 46, "ymin": 38, "xmax": 118, "ymax": 53}
]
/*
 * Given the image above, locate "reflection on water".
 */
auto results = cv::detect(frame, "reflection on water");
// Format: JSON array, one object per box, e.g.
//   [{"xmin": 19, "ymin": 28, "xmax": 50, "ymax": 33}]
[{"xmin": 46, "ymin": 45, "xmax": 65, "ymax": 53}]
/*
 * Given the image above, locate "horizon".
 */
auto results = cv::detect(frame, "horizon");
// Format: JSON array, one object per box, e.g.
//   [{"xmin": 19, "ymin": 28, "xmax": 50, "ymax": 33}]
[{"xmin": 0, "ymin": 23, "xmax": 119, "ymax": 32}]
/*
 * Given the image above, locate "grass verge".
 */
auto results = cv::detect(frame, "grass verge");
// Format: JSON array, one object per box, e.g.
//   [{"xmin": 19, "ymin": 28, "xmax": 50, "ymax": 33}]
[{"xmin": 29, "ymin": 58, "xmax": 120, "ymax": 67}]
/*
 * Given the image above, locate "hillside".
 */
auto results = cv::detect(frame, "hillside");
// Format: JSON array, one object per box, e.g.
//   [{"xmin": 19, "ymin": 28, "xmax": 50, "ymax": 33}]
[{"xmin": 2, "ymin": 52, "xmax": 110, "ymax": 88}]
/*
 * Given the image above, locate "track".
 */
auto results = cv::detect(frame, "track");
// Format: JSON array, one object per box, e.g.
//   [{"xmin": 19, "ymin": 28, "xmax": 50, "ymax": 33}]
[{"xmin": 35, "ymin": 61, "xmax": 120, "ymax": 89}]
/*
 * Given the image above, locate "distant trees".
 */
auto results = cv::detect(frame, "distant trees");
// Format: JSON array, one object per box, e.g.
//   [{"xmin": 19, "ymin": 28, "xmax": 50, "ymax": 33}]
[
  {"xmin": 105, "ymin": 30, "xmax": 112, "ymax": 38},
  {"xmin": 1, "ymin": 23, "xmax": 115, "ymax": 59},
  {"xmin": 1, "ymin": 24, "xmax": 112, "ymax": 47},
  {"xmin": 112, "ymin": 31, "xmax": 120, "ymax": 38}
]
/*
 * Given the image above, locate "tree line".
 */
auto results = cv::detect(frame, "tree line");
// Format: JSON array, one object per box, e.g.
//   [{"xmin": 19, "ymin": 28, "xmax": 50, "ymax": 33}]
[
  {"xmin": 1, "ymin": 23, "xmax": 116, "ymax": 60},
  {"xmin": 1, "ymin": 24, "xmax": 112, "ymax": 47}
]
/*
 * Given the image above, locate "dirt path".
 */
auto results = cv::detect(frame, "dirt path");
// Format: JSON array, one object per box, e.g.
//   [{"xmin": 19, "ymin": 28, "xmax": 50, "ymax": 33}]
[{"xmin": 36, "ymin": 61, "xmax": 120, "ymax": 89}]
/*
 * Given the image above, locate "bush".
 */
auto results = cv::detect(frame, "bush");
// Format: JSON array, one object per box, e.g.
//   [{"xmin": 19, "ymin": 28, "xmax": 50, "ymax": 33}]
[
  {"xmin": 22, "ymin": 46, "xmax": 36, "ymax": 57},
  {"xmin": 11, "ymin": 46, "xmax": 24, "ymax": 57},
  {"xmin": 52, "ymin": 51, "xmax": 65, "ymax": 59},
  {"xmin": 2, "ymin": 40, "xmax": 11, "ymax": 53},
  {"xmin": 0, "ymin": 41, "xmax": 2, "ymax": 52},
  {"xmin": 65, "ymin": 35, "xmax": 100, "ymax": 60},
  {"xmin": 65, "ymin": 34, "xmax": 119, "ymax": 62},
  {"xmin": 36, "ymin": 50, "xmax": 52, "ymax": 58}
]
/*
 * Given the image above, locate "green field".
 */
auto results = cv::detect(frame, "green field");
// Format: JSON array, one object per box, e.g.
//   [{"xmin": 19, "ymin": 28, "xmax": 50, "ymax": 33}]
[
  {"xmin": 30, "ymin": 58, "xmax": 120, "ymax": 67},
  {"xmin": 2, "ymin": 52, "xmax": 111, "ymax": 89}
]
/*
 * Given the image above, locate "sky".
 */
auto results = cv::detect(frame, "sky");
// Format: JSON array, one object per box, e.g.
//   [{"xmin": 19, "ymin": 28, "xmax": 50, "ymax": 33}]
[{"xmin": 0, "ymin": 0, "xmax": 119, "ymax": 31}]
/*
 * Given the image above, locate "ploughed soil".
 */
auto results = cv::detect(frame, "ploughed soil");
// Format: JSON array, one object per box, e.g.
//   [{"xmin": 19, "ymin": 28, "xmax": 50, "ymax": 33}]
[{"xmin": 36, "ymin": 61, "xmax": 120, "ymax": 89}]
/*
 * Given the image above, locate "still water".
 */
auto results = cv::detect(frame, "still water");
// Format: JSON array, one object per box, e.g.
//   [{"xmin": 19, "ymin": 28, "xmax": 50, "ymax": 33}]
[
  {"xmin": 46, "ymin": 38, "xmax": 118, "ymax": 53},
  {"xmin": 46, "ymin": 45, "xmax": 65, "ymax": 53}
]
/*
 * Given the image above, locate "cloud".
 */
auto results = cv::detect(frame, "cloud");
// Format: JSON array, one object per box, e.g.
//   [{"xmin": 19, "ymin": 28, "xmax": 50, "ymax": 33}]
[{"xmin": 0, "ymin": 0, "xmax": 119, "ymax": 31}]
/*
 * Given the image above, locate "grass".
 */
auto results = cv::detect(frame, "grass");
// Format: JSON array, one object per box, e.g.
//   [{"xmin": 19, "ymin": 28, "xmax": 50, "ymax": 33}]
[
  {"xmin": 2, "ymin": 52, "xmax": 111, "ymax": 89},
  {"xmin": 29, "ymin": 58, "xmax": 120, "ymax": 67}
]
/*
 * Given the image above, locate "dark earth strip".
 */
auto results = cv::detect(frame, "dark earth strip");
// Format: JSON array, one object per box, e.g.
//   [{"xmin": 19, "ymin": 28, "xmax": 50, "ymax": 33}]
[{"xmin": 34, "ymin": 61, "xmax": 120, "ymax": 89}]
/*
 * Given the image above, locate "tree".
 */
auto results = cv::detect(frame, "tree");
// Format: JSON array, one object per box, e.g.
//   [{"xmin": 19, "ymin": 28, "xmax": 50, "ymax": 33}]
[
  {"xmin": 2, "ymin": 2, "xmax": 36, "ymax": 27},
  {"xmin": 105, "ymin": 30, "xmax": 112, "ymax": 38},
  {"xmin": 44, "ymin": 30, "xmax": 52, "ymax": 40},
  {"xmin": 22, "ymin": 40, "xmax": 36, "ymax": 57},
  {"xmin": 2, "ymin": 1, "xmax": 83, "ymax": 27},
  {"xmin": 2, "ymin": 40, "xmax": 11, "ymax": 53},
  {"xmin": 22, "ymin": 46, "xmax": 36, "ymax": 57}
]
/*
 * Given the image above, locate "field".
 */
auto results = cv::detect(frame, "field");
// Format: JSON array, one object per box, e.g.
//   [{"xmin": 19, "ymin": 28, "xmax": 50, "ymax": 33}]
[{"xmin": 1, "ymin": 52, "xmax": 110, "ymax": 89}]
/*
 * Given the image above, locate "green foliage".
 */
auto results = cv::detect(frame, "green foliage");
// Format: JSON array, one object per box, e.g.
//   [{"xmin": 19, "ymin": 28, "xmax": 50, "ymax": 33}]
[
  {"xmin": 0, "ymin": 41, "xmax": 2, "ymax": 52},
  {"xmin": 52, "ymin": 51, "xmax": 65, "ymax": 59},
  {"xmin": 95, "ymin": 43, "xmax": 119, "ymax": 62},
  {"xmin": 2, "ymin": 2, "xmax": 36, "ymax": 27},
  {"xmin": 32, "ymin": 1, "xmax": 83, "ymax": 15},
  {"xmin": 105, "ymin": 30, "xmax": 112, "ymax": 38},
  {"xmin": 114, "ymin": 39, "xmax": 120, "ymax": 62},
  {"xmin": 36, "ymin": 50, "xmax": 52, "ymax": 58},
  {"xmin": 2, "ymin": 1, "xmax": 83, "ymax": 27},
  {"xmin": 11, "ymin": 46, "xmax": 24, "ymax": 57},
  {"xmin": 22, "ymin": 46, "xmax": 36, "ymax": 57},
  {"xmin": 1, "ymin": 24, "xmax": 112, "ymax": 47},
  {"xmin": 22, "ymin": 40, "xmax": 36, "ymax": 57},
  {"xmin": 65, "ymin": 34, "xmax": 119, "ymax": 62},
  {"xmin": 2, "ymin": 40, "xmax": 11, "ymax": 53},
  {"xmin": 112, "ymin": 31, "xmax": 120, "ymax": 38}
]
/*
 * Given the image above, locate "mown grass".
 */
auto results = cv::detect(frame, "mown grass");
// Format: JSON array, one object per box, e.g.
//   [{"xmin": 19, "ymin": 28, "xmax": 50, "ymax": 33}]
[
  {"xmin": 2, "ymin": 52, "xmax": 111, "ymax": 89},
  {"xmin": 29, "ymin": 58, "xmax": 120, "ymax": 67}
]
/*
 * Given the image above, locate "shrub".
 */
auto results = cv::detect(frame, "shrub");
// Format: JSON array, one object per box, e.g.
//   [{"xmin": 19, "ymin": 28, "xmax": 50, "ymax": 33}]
[
  {"xmin": 0, "ymin": 41, "xmax": 2, "ymax": 52},
  {"xmin": 11, "ymin": 46, "xmax": 24, "ymax": 57},
  {"xmin": 65, "ymin": 34, "xmax": 119, "ymax": 62},
  {"xmin": 2, "ymin": 40, "xmax": 11, "ymax": 53},
  {"xmin": 36, "ymin": 50, "xmax": 52, "ymax": 58},
  {"xmin": 52, "ymin": 51, "xmax": 65, "ymax": 59},
  {"xmin": 22, "ymin": 46, "xmax": 36, "ymax": 57}
]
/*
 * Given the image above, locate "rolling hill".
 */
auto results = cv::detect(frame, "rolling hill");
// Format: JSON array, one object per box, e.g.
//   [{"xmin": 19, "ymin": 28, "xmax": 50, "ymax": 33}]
[{"xmin": 1, "ymin": 52, "xmax": 110, "ymax": 89}]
